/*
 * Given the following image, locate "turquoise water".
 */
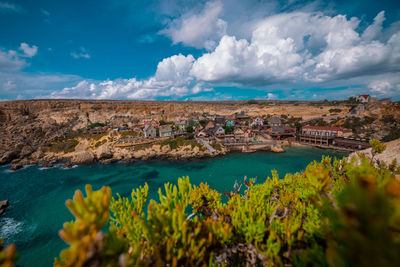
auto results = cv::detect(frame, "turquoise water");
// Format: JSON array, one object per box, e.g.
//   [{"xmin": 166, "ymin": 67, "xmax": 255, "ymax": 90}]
[{"xmin": 0, "ymin": 148, "xmax": 346, "ymax": 267}]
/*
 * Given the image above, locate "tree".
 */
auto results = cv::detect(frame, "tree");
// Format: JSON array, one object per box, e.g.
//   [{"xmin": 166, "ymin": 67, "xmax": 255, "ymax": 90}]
[
  {"xmin": 369, "ymin": 139, "xmax": 386, "ymax": 160},
  {"xmin": 186, "ymin": 126, "xmax": 194, "ymax": 133},
  {"xmin": 223, "ymin": 126, "xmax": 234, "ymax": 134}
]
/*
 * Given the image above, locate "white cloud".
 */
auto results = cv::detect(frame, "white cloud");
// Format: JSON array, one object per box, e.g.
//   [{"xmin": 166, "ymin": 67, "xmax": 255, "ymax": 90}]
[
  {"xmin": 50, "ymin": 54, "xmax": 205, "ymax": 100},
  {"xmin": 0, "ymin": 43, "xmax": 81, "ymax": 99},
  {"xmin": 0, "ymin": 42, "xmax": 38, "ymax": 72},
  {"xmin": 19, "ymin": 43, "xmax": 38, "ymax": 57},
  {"xmin": 0, "ymin": 49, "xmax": 27, "ymax": 72},
  {"xmin": 0, "ymin": 1, "xmax": 23, "ymax": 13},
  {"xmin": 160, "ymin": 0, "xmax": 227, "ymax": 50},
  {"xmin": 190, "ymin": 11, "xmax": 400, "ymax": 85},
  {"xmin": 368, "ymin": 77, "xmax": 400, "ymax": 96},
  {"xmin": 362, "ymin": 11, "xmax": 385, "ymax": 42},
  {"xmin": 49, "ymin": 10, "xmax": 400, "ymax": 100},
  {"xmin": 267, "ymin": 93, "xmax": 277, "ymax": 100},
  {"xmin": 70, "ymin": 47, "xmax": 90, "ymax": 59}
]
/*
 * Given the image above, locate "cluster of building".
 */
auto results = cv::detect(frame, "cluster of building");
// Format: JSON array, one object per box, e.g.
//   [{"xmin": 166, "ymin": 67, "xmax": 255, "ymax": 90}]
[{"xmin": 88, "ymin": 107, "xmax": 372, "ymax": 151}]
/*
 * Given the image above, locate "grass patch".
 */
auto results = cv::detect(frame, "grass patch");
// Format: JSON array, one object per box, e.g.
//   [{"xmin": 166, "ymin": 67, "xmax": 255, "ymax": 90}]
[
  {"xmin": 67, "ymin": 132, "xmax": 107, "ymax": 140},
  {"xmin": 120, "ymin": 131, "xmax": 138, "ymax": 137},
  {"xmin": 95, "ymin": 139, "xmax": 107, "ymax": 148},
  {"xmin": 50, "ymin": 139, "xmax": 79, "ymax": 153},
  {"xmin": 88, "ymin": 122, "xmax": 105, "ymax": 129},
  {"xmin": 161, "ymin": 137, "xmax": 205, "ymax": 151}
]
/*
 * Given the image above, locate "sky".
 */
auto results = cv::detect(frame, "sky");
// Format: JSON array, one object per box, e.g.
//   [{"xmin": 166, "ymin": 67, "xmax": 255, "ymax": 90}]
[{"xmin": 0, "ymin": 0, "xmax": 400, "ymax": 101}]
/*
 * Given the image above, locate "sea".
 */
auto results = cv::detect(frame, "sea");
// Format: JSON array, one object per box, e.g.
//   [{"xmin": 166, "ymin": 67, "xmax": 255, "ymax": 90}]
[{"xmin": 0, "ymin": 147, "xmax": 347, "ymax": 267}]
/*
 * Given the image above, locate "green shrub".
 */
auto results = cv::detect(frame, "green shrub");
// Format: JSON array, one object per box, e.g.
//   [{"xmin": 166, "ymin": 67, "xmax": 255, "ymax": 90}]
[
  {"xmin": 49, "ymin": 154, "xmax": 400, "ymax": 266},
  {"xmin": 50, "ymin": 139, "xmax": 79, "ymax": 153},
  {"xmin": 120, "ymin": 131, "xmax": 138, "ymax": 137},
  {"xmin": 88, "ymin": 122, "xmax": 105, "ymax": 129}
]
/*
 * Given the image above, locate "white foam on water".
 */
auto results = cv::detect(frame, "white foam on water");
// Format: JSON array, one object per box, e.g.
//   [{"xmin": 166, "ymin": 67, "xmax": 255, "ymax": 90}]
[
  {"xmin": 0, "ymin": 217, "xmax": 38, "ymax": 243},
  {"xmin": 0, "ymin": 217, "xmax": 23, "ymax": 238}
]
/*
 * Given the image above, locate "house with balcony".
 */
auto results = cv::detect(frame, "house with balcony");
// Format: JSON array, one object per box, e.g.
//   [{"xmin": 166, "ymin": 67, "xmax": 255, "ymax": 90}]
[{"xmin": 300, "ymin": 126, "xmax": 352, "ymax": 145}]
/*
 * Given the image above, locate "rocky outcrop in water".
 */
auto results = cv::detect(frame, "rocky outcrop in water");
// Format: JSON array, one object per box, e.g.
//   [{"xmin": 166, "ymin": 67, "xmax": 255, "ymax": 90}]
[{"xmin": 0, "ymin": 200, "xmax": 9, "ymax": 216}]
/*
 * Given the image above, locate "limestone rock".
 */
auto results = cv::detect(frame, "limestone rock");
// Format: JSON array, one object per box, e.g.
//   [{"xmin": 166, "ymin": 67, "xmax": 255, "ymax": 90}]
[
  {"xmin": 350, "ymin": 138, "xmax": 400, "ymax": 166},
  {"xmin": 0, "ymin": 200, "xmax": 9, "ymax": 216},
  {"xmin": 69, "ymin": 151, "xmax": 95, "ymax": 165},
  {"xmin": 271, "ymin": 145, "xmax": 284, "ymax": 153},
  {"xmin": 0, "ymin": 151, "xmax": 19, "ymax": 165},
  {"xmin": 96, "ymin": 145, "xmax": 113, "ymax": 159}
]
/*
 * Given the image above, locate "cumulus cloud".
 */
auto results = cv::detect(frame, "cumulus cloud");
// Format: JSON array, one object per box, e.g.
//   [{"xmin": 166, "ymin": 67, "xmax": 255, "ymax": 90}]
[
  {"xmin": 368, "ymin": 77, "xmax": 400, "ymax": 96},
  {"xmin": 19, "ymin": 43, "xmax": 38, "ymax": 57},
  {"xmin": 0, "ymin": 42, "xmax": 38, "ymax": 72},
  {"xmin": 0, "ymin": 43, "xmax": 82, "ymax": 99},
  {"xmin": 160, "ymin": 0, "xmax": 227, "ymax": 50},
  {"xmin": 190, "ymin": 11, "xmax": 400, "ymax": 86},
  {"xmin": 50, "ymin": 54, "xmax": 204, "ymax": 99},
  {"xmin": 51, "ymin": 9, "xmax": 400, "ymax": 100},
  {"xmin": 0, "ymin": 49, "xmax": 27, "ymax": 72}
]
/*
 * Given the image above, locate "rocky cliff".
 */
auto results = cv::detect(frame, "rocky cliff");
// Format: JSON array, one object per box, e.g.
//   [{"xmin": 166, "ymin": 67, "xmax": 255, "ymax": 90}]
[{"xmin": 0, "ymin": 99, "xmax": 398, "ymax": 169}]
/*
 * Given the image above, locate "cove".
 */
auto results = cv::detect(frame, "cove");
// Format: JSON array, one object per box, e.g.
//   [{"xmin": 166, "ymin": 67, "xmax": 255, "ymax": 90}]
[{"xmin": 0, "ymin": 147, "xmax": 347, "ymax": 267}]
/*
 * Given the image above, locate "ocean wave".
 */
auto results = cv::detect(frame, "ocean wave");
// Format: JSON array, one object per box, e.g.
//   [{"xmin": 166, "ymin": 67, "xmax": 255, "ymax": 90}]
[
  {"xmin": 0, "ymin": 217, "xmax": 37, "ymax": 242},
  {"xmin": 0, "ymin": 217, "xmax": 23, "ymax": 238}
]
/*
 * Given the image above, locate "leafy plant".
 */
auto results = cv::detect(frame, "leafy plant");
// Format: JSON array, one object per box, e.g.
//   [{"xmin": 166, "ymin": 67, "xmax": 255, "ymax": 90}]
[
  {"xmin": 369, "ymin": 138, "xmax": 386, "ymax": 160},
  {"xmin": 46, "ymin": 152, "xmax": 400, "ymax": 266},
  {"xmin": 0, "ymin": 238, "xmax": 17, "ymax": 267}
]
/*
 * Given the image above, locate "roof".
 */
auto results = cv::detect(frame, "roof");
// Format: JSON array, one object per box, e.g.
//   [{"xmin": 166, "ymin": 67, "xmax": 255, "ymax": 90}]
[
  {"xmin": 214, "ymin": 126, "xmax": 225, "ymax": 133},
  {"xmin": 358, "ymin": 94, "xmax": 370, "ymax": 98},
  {"xmin": 268, "ymin": 116, "xmax": 281, "ymax": 124},
  {"xmin": 302, "ymin": 126, "xmax": 352, "ymax": 132},
  {"xmin": 159, "ymin": 125, "xmax": 172, "ymax": 133},
  {"xmin": 143, "ymin": 124, "xmax": 154, "ymax": 131}
]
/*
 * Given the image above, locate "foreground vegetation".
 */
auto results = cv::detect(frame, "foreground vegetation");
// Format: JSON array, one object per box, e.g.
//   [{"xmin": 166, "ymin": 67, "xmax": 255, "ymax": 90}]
[{"xmin": 1, "ymin": 143, "xmax": 399, "ymax": 267}]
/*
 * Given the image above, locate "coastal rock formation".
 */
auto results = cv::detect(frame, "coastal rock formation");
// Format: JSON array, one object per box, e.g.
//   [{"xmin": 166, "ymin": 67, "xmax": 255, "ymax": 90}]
[
  {"xmin": 350, "ymin": 138, "xmax": 400, "ymax": 165},
  {"xmin": 270, "ymin": 145, "xmax": 285, "ymax": 153},
  {"xmin": 96, "ymin": 145, "xmax": 113, "ymax": 159},
  {"xmin": 68, "ymin": 151, "xmax": 95, "ymax": 165},
  {"xmin": 0, "ymin": 200, "xmax": 9, "ymax": 216},
  {"xmin": 0, "ymin": 100, "xmax": 398, "ymax": 169}
]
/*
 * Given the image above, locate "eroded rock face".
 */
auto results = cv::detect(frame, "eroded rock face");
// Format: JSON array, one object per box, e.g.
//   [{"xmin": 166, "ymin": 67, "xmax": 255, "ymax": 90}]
[
  {"xmin": 0, "ymin": 199, "xmax": 9, "ymax": 216},
  {"xmin": 1, "ymin": 100, "xmax": 398, "ymax": 168},
  {"xmin": 350, "ymin": 138, "xmax": 400, "ymax": 165},
  {"xmin": 96, "ymin": 145, "xmax": 113, "ymax": 160},
  {"xmin": 271, "ymin": 145, "xmax": 284, "ymax": 153},
  {"xmin": 68, "ymin": 151, "xmax": 95, "ymax": 165}
]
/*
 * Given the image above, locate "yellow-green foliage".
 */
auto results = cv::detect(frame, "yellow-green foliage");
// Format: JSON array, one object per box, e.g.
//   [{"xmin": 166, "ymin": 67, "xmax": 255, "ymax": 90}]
[
  {"xmin": 53, "ymin": 156, "xmax": 400, "ymax": 266},
  {"xmin": 111, "ymin": 177, "xmax": 231, "ymax": 266},
  {"xmin": 120, "ymin": 131, "xmax": 138, "ymax": 137},
  {"xmin": 190, "ymin": 183, "xmax": 222, "ymax": 216},
  {"xmin": 55, "ymin": 185, "xmax": 112, "ymax": 267},
  {"xmin": 0, "ymin": 238, "xmax": 17, "ymax": 267},
  {"xmin": 161, "ymin": 137, "xmax": 205, "ymax": 151},
  {"xmin": 370, "ymin": 138, "xmax": 386, "ymax": 155},
  {"xmin": 50, "ymin": 139, "xmax": 79, "ymax": 153}
]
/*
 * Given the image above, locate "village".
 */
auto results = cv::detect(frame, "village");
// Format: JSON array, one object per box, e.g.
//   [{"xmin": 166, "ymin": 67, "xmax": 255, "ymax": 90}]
[{"xmin": 85, "ymin": 94, "xmax": 381, "ymax": 154}]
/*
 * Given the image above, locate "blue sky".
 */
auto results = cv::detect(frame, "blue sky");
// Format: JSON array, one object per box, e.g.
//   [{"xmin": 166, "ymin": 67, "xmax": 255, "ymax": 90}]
[{"xmin": 0, "ymin": 0, "xmax": 400, "ymax": 101}]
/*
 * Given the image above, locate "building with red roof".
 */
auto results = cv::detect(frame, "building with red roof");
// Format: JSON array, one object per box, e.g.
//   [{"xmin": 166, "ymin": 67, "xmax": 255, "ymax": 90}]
[
  {"xmin": 356, "ymin": 94, "xmax": 370, "ymax": 103},
  {"xmin": 302, "ymin": 126, "xmax": 352, "ymax": 138}
]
